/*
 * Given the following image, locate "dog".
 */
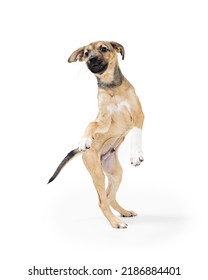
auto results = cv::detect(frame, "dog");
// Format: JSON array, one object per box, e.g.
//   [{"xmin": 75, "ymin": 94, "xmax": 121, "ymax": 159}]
[{"xmin": 48, "ymin": 41, "xmax": 144, "ymax": 228}]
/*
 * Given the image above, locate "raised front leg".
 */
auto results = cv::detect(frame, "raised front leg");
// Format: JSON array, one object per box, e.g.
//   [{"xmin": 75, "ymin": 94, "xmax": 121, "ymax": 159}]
[
  {"xmin": 130, "ymin": 127, "xmax": 144, "ymax": 166},
  {"xmin": 130, "ymin": 104, "xmax": 144, "ymax": 166},
  {"xmin": 78, "ymin": 122, "xmax": 95, "ymax": 152},
  {"xmin": 79, "ymin": 112, "xmax": 111, "ymax": 152}
]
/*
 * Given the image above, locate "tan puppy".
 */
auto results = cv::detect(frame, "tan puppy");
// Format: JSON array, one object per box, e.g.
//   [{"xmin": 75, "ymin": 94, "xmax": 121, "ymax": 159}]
[{"xmin": 48, "ymin": 41, "xmax": 144, "ymax": 228}]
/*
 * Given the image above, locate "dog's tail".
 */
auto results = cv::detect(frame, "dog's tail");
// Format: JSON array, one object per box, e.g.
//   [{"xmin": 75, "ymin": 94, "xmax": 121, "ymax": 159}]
[{"xmin": 47, "ymin": 148, "xmax": 80, "ymax": 184}]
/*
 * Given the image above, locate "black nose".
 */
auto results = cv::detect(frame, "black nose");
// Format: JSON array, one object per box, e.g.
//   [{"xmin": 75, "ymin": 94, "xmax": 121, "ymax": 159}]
[{"xmin": 89, "ymin": 56, "xmax": 98, "ymax": 63}]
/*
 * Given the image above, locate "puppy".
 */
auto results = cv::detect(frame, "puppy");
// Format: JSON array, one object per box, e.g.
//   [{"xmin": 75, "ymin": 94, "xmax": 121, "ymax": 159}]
[{"xmin": 48, "ymin": 41, "xmax": 144, "ymax": 228}]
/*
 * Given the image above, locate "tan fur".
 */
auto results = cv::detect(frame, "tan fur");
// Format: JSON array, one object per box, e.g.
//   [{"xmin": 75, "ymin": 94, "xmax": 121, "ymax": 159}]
[{"xmin": 70, "ymin": 41, "xmax": 144, "ymax": 228}]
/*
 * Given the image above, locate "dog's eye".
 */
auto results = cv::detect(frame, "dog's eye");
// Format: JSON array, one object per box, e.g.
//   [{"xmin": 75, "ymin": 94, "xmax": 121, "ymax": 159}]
[
  {"xmin": 100, "ymin": 46, "xmax": 108, "ymax": 52},
  {"xmin": 84, "ymin": 51, "xmax": 89, "ymax": 57}
]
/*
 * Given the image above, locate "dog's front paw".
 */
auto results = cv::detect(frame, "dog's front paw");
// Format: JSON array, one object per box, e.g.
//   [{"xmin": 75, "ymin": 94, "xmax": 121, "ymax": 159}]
[
  {"xmin": 79, "ymin": 137, "xmax": 93, "ymax": 152},
  {"xmin": 130, "ymin": 150, "xmax": 144, "ymax": 167}
]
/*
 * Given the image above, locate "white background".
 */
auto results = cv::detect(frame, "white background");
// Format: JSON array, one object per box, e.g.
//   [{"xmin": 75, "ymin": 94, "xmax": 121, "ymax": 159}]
[{"xmin": 0, "ymin": 0, "xmax": 208, "ymax": 279}]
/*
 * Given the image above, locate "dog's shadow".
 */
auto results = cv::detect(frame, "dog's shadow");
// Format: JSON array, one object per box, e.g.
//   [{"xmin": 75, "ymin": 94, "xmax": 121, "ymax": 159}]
[
  {"xmin": 71, "ymin": 213, "xmax": 187, "ymax": 227},
  {"xmin": 121, "ymin": 214, "xmax": 186, "ymax": 225},
  {"xmin": 68, "ymin": 213, "xmax": 188, "ymax": 248},
  {"xmin": 120, "ymin": 214, "xmax": 188, "ymax": 241}
]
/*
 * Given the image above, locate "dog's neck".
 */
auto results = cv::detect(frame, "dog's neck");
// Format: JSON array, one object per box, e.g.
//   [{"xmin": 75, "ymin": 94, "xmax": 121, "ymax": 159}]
[{"xmin": 96, "ymin": 65, "xmax": 124, "ymax": 89}]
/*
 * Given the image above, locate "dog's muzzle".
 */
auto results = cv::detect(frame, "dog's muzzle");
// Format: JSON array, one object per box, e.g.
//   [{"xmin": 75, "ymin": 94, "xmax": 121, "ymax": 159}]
[{"xmin": 87, "ymin": 56, "xmax": 108, "ymax": 74}]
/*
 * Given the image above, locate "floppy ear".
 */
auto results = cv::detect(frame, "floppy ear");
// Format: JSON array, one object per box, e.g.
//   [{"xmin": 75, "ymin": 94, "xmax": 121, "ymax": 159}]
[
  {"xmin": 68, "ymin": 47, "xmax": 84, "ymax": 63},
  {"xmin": 110, "ymin": 41, "xmax": 125, "ymax": 60}
]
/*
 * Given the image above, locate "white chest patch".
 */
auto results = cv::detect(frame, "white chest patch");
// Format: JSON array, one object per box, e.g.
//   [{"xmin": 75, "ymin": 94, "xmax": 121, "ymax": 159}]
[{"xmin": 107, "ymin": 101, "xmax": 130, "ymax": 114}]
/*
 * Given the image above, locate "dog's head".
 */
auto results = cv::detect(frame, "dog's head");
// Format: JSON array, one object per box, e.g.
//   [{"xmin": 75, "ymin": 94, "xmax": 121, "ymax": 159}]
[{"xmin": 68, "ymin": 41, "xmax": 124, "ymax": 75}]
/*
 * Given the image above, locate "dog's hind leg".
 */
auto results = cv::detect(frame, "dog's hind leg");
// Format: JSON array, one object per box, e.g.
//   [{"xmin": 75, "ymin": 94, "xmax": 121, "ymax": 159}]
[
  {"xmin": 82, "ymin": 149, "xmax": 127, "ymax": 228},
  {"xmin": 102, "ymin": 151, "xmax": 137, "ymax": 217}
]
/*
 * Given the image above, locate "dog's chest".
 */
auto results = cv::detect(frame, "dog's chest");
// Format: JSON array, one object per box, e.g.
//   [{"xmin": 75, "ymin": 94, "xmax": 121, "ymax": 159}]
[
  {"xmin": 98, "ymin": 92, "xmax": 133, "ymax": 127},
  {"xmin": 98, "ymin": 92, "xmax": 133, "ymax": 132},
  {"xmin": 107, "ymin": 100, "xmax": 130, "ymax": 115}
]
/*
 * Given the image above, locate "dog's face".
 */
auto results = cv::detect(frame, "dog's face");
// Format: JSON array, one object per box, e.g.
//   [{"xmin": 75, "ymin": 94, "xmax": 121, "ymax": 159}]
[{"xmin": 68, "ymin": 41, "xmax": 125, "ymax": 75}]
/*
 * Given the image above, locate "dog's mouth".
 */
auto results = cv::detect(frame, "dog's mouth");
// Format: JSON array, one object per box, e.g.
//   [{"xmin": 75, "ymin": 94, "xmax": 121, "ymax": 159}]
[{"xmin": 87, "ymin": 61, "xmax": 108, "ymax": 74}]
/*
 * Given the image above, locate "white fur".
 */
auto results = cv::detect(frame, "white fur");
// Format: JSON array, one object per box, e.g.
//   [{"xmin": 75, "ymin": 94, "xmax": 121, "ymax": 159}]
[
  {"xmin": 107, "ymin": 101, "xmax": 130, "ymax": 114},
  {"xmin": 79, "ymin": 137, "xmax": 93, "ymax": 152},
  {"xmin": 130, "ymin": 127, "xmax": 144, "ymax": 166}
]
